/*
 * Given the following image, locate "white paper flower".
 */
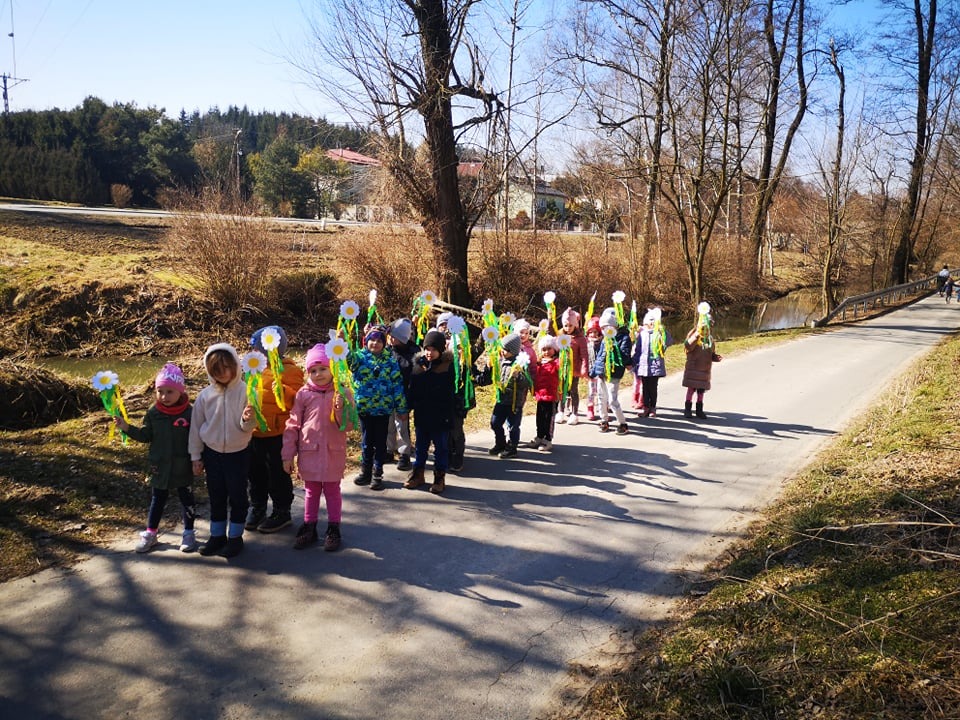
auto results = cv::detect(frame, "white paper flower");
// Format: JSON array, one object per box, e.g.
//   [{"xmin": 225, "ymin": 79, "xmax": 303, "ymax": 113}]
[
  {"xmin": 325, "ymin": 337, "xmax": 350, "ymax": 362},
  {"xmin": 538, "ymin": 318, "xmax": 549, "ymax": 333},
  {"xmin": 543, "ymin": 290, "xmax": 556, "ymax": 305},
  {"xmin": 514, "ymin": 351, "xmax": 530, "ymax": 369},
  {"xmin": 241, "ymin": 351, "xmax": 267, "ymax": 374},
  {"xmin": 420, "ymin": 290, "xmax": 437, "ymax": 305},
  {"xmin": 259, "ymin": 327, "xmax": 282, "ymax": 352},
  {"xmin": 481, "ymin": 325, "xmax": 500, "ymax": 344},
  {"xmin": 91, "ymin": 370, "xmax": 119, "ymax": 392},
  {"xmin": 368, "ymin": 289, "xmax": 378, "ymax": 307},
  {"xmin": 602, "ymin": 325, "xmax": 617, "ymax": 339},
  {"xmin": 697, "ymin": 301, "xmax": 711, "ymax": 315},
  {"xmin": 612, "ymin": 290, "xmax": 626, "ymax": 304},
  {"xmin": 447, "ymin": 316, "xmax": 466, "ymax": 335},
  {"xmin": 501, "ymin": 312, "xmax": 516, "ymax": 326},
  {"xmin": 482, "ymin": 298, "xmax": 494, "ymax": 314},
  {"xmin": 340, "ymin": 300, "xmax": 361, "ymax": 320},
  {"xmin": 557, "ymin": 334, "xmax": 572, "ymax": 350}
]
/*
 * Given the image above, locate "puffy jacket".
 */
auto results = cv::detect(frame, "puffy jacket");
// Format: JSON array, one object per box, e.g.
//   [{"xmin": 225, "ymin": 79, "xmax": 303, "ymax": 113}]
[
  {"xmin": 631, "ymin": 328, "xmax": 673, "ymax": 378},
  {"xmin": 533, "ymin": 357, "xmax": 560, "ymax": 402},
  {"xmin": 125, "ymin": 402, "xmax": 193, "ymax": 490},
  {"xmin": 569, "ymin": 330, "xmax": 589, "ymax": 378},
  {"xmin": 408, "ymin": 350, "xmax": 457, "ymax": 431},
  {"xmin": 589, "ymin": 328, "xmax": 633, "ymax": 380},
  {"xmin": 348, "ymin": 348, "xmax": 408, "ymax": 416},
  {"xmin": 495, "ymin": 357, "xmax": 530, "ymax": 412},
  {"xmin": 253, "ymin": 361, "xmax": 304, "ymax": 437},
  {"xmin": 282, "ymin": 383, "xmax": 351, "ymax": 484}
]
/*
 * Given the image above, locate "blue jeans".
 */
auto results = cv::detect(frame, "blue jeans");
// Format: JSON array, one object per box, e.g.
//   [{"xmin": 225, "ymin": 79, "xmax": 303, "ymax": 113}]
[
  {"xmin": 490, "ymin": 402, "xmax": 523, "ymax": 448},
  {"xmin": 413, "ymin": 425, "xmax": 449, "ymax": 471},
  {"xmin": 359, "ymin": 414, "xmax": 391, "ymax": 471},
  {"xmin": 203, "ymin": 447, "xmax": 250, "ymax": 529}
]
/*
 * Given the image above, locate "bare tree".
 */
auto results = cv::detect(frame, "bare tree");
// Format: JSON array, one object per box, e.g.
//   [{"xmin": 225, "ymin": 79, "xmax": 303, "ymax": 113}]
[{"xmin": 300, "ymin": 0, "xmax": 503, "ymax": 305}]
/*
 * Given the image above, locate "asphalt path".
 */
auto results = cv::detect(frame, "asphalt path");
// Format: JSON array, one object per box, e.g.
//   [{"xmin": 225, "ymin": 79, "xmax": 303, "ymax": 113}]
[{"xmin": 1, "ymin": 295, "xmax": 958, "ymax": 720}]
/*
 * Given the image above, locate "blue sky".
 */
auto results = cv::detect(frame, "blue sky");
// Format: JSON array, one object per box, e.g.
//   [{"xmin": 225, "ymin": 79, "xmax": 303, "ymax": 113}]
[{"xmin": 0, "ymin": 0, "xmax": 334, "ymax": 118}]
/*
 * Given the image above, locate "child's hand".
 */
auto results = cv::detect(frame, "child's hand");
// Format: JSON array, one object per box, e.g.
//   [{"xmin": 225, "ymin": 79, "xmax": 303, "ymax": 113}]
[
  {"xmin": 334, "ymin": 393, "xmax": 344, "ymax": 410},
  {"xmin": 282, "ymin": 460, "xmax": 293, "ymax": 474},
  {"xmin": 192, "ymin": 460, "xmax": 204, "ymax": 476},
  {"xmin": 242, "ymin": 405, "xmax": 254, "ymax": 422},
  {"xmin": 113, "ymin": 416, "xmax": 130, "ymax": 433}
]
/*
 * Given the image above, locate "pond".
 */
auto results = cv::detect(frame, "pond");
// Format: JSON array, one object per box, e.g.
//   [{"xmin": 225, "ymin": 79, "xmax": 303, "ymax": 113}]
[{"xmin": 663, "ymin": 288, "xmax": 823, "ymax": 341}]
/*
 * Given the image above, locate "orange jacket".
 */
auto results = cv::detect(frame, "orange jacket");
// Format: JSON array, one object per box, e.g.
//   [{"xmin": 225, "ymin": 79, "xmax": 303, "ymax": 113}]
[{"xmin": 254, "ymin": 361, "xmax": 304, "ymax": 437}]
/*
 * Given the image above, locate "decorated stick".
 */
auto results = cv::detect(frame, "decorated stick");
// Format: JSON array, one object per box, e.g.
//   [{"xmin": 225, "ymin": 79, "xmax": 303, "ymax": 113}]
[
  {"xmin": 696, "ymin": 301, "xmax": 714, "ymax": 349},
  {"xmin": 257, "ymin": 326, "xmax": 287, "ymax": 411},
  {"xmin": 367, "ymin": 289, "xmax": 384, "ymax": 327},
  {"xmin": 649, "ymin": 307, "xmax": 667, "ymax": 358},
  {"xmin": 612, "ymin": 290, "xmax": 627, "ymax": 326},
  {"xmin": 498, "ymin": 312, "xmax": 516, "ymax": 339},
  {"xmin": 536, "ymin": 318, "xmax": 550, "ymax": 343},
  {"xmin": 543, "ymin": 291, "xmax": 559, "ymax": 335},
  {"xmin": 585, "ymin": 291, "xmax": 597, "ymax": 324},
  {"xmin": 91, "ymin": 370, "xmax": 130, "ymax": 443},
  {"xmin": 629, "ymin": 300, "xmax": 639, "ymax": 342},
  {"xmin": 481, "ymin": 298, "xmax": 497, "ymax": 329},
  {"xmin": 411, "ymin": 290, "xmax": 437, "ymax": 344},
  {"xmin": 601, "ymin": 324, "xmax": 621, "ymax": 379},
  {"xmin": 481, "ymin": 324, "xmax": 503, "ymax": 396},
  {"xmin": 240, "ymin": 351, "xmax": 270, "ymax": 432},
  {"xmin": 324, "ymin": 335, "xmax": 360, "ymax": 430},
  {"xmin": 557, "ymin": 333, "xmax": 574, "ymax": 405},
  {"xmin": 446, "ymin": 315, "xmax": 475, "ymax": 411},
  {"xmin": 337, "ymin": 299, "xmax": 362, "ymax": 352}
]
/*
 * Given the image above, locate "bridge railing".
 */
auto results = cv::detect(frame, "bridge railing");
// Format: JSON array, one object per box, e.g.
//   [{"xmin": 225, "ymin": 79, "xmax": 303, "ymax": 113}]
[{"xmin": 815, "ymin": 273, "xmax": 941, "ymax": 327}]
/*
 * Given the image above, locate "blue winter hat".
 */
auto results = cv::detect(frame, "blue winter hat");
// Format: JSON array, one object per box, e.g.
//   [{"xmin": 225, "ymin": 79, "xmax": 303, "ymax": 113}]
[{"xmin": 251, "ymin": 326, "xmax": 288, "ymax": 357}]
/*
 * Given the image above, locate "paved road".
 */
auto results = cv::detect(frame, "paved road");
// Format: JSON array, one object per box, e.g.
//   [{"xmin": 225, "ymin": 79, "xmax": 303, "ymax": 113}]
[{"xmin": 1, "ymin": 296, "xmax": 957, "ymax": 720}]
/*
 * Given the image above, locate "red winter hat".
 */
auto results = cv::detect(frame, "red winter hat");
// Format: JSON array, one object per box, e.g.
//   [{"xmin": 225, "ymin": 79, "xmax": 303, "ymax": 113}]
[{"xmin": 586, "ymin": 317, "xmax": 601, "ymax": 334}]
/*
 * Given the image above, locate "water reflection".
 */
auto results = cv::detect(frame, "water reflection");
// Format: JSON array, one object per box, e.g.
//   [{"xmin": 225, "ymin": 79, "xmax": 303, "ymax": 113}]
[{"xmin": 665, "ymin": 288, "xmax": 822, "ymax": 341}]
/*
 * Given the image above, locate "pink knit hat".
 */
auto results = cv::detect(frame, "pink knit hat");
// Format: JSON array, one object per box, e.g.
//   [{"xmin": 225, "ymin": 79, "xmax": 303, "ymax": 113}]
[
  {"xmin": 305, "ymin": 343, "xmax": 330, "ymax": 370},
  {"xmin": 561, "ymin": 307, "xmax": 581, "ymax": 328},
  {"xmin": 155, "ymin": 363, "xmax": 186, "ymax": 394}
]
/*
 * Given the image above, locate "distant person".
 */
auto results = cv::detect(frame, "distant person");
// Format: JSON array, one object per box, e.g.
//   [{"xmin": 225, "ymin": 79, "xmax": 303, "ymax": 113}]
[
  {"xmin": 946, "ymin": 276, "xmax": 955, "ymax": 304},
  {"xmin": 282, "ymin": 343, "xmax": 354, "ymax": 551},
  {"xmin": 529, "ymin": 334, "xmax": 560, "ymax": 451},
  {"xmin": 348, "ymin": 325, "xmax": 408, "ymax": 490},
  {"xmin": 590, "ymin": 308, "xmax": 632, "ymax": 435},
  {"xmin": 386, "ymin": 318, "xmax": 419, "ymax": 472},
  {"xmin": 682, "ymin": 303, "xmax": 723, "ymax": 419},
  {"xmin": 245, "ymin": 326, "xmax": 303, "ymax": 535},
  {"xmin": 939, "ymin": 265, "xmax": 950, "ymax": 296},
  {"xmin": 487, "ymin": 332, "xmax": 530, "ymax": 458},
  {"xmin": 558, "ymin": 307, "xmax": 588, "ymax": 425},
  {"xmin": 115, "ymin": 363, "xmax": 197, "ymax": 554},
  {"xmin": 631, "ymin": 308, "xmax": 673, "ymax": 418},
  {"xmin": 189, "ymin": 344, "xmax": 257, "ymax": 558},
  {"xmin": 404, "ymin": 330, "xmax": 457, "ymax": 494},
  {"xmin": 584, "ymin": 317, "xmax": 603, "ymax": 421}
]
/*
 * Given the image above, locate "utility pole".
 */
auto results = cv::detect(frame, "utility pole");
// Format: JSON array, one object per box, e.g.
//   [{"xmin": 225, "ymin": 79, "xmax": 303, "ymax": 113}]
[
  {"xmin": 233, "ymin": 129, "xmax": 243, "ymax": 199},
  {"xmin": 3, "ymin": 4, "xmax": 28, "ymax": 114}
]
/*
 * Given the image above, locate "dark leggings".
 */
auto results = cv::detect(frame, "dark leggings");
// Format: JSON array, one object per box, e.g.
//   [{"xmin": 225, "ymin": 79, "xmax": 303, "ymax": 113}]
[
  {"xmin": 641, "ymin": 376, "xmax": 661, "ymax": 411},
  {"xmin": 146, "ymin": 486, "xmax": 196, "ymax": 531},
  {"xmin": 359, "ymin": 413, "xmax": 391, "ymax": 470},
  {"xmin": 535, "ymin": 400, "xmax": 558, "ymax": 440}
]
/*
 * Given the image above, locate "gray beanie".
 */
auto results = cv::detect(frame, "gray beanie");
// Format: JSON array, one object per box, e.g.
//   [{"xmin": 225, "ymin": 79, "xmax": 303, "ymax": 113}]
[
  {"xmin": 389, "ymin": 318, "xmax": 413, "ymax": 344},
  {"xmin": 501, "ymin": 332, "xmax": 522, "ymax": 357},
  {"xmin": 436, "ymin": 311, "xmax": 453, "ymax": 327}
]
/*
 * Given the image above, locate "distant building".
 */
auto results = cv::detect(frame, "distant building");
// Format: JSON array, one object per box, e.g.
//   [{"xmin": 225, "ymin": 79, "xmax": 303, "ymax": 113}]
[{"xmin": 325, "ymin": 148, "xmax": 392, "ymax": 222}]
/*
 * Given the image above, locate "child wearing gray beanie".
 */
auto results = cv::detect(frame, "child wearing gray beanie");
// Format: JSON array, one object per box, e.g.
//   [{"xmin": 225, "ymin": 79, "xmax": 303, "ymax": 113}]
[{"xmin": 488, "ymin": 332, "xmax": 529, "ymax": 458}]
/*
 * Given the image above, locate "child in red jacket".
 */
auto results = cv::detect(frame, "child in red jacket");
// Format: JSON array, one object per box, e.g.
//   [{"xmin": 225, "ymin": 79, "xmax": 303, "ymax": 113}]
[{"xmin": 528, "ymin": 335, "xmax": 561, "ymax": 452}]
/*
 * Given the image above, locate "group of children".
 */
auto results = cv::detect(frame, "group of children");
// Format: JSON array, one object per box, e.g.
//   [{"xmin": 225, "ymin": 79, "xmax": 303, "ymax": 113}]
[{"xmin": 117, "ymin": 301, "xmax": 721, "ymax": 558}]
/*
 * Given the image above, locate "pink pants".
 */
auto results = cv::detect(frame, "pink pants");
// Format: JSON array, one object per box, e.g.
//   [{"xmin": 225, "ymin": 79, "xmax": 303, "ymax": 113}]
[{"xmin": 303, "ymin": 481, "xmax": 342, "ymax": 524}]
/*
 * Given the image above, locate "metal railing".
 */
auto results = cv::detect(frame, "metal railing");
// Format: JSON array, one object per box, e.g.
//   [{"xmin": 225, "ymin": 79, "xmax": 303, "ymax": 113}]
[{"xmin": 816, "ymin": 273, "xmax": 941, "ymax": 326}]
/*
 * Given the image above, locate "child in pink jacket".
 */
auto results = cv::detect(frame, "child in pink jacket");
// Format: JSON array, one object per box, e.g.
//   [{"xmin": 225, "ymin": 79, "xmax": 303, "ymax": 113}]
[{"xmin": 282, "ymin": 343, "xmax": 354, "ymax": 551}]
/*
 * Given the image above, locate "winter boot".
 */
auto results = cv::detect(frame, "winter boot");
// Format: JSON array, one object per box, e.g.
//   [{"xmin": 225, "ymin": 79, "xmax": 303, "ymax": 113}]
[
  {"xmin": 396, "ymin": 453, "xmax": 412, "ymax": 471},
  {"xmin": 430, "ymin": 469, "xmax": 446, "ymax": 494},
  {"xmin": 695, "ymin": 402, "xmax": 707, "ymax": 419},
  {"xmin": 244, "ymin": 505, "xmax": 266, "ymax": 531},
  {"xmin": 294, "ymin": 521, "xmax": 318, "ymax": 550},
  {"xmin": 370, "ymin": 465, "xmax": 385, "ymax": 491},
  {"xmin": 323, "ymin": 522, "xmax": 342, "ymax": 552},
  {"xmin": 353, "ymin": 465, "xmax": 372, "ymax": 486},
  {"xmin": 404, "ymin": 466, "xmax": 427, "ymax": 489},
  {"xmin": 684, "ymin": 401, "xmax": 693, "ymax": 418}
]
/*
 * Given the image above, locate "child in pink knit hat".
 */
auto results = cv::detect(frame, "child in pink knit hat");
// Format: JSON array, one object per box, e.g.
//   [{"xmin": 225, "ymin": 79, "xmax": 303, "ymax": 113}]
[
  {"xmin": 282, "ymin": 342, "xmax": 355, "ymax": 551},
  {"xmin": 116, "ymin": 362, "xmax": 198, "ymax": 554}
]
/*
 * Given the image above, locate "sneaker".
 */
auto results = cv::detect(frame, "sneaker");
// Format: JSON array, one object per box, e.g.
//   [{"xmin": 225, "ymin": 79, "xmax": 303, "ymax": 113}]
[
  {"xmin": 616, "ymin": 423, "xmax": 629, "ymax": 435},
  {"xmin": 199, "ymin": 535, "xmax": 227, "ymax": 556},
  {"xmin": 244, "ymin": 506, "xmax": 266, "ymax": 531},
  {"xmin": 396, "ymin": 454, "xmax": 412, "ymax": 471},
  {"xmin": 555, "ymin": 412, "xmax": 566, "ymax": 424},
  {"xmin": 222, "ymin": 536, "xmax": 244, "ymax": 558},
  {"xmin": 498, "ymin": 445, "xmax": 518, "ymax": 459},
  {"xmin": 538, "ymin": 440, "xmax": 552, "ymax": 452},
  {"xmin": 526, "ymin": 438, "xmax": 543, "ymax": 449},
  {"xmin": 568, "ymin": 414, "xmax": 579, "ymax": 426},
  {"xmin": 600, "ymin": 421, "xmax": 610, "ymax": 433},
  {"xmin": 258, "ymin": 511, "xmax": 292, "ymax": 533},
  {"xmin": 324, "ymin": 524, "xmax": 342, "ymax": 552},
  {"xmin": 135, "ymin": 530, "xmax": 158, "ymax": 554},
  {"xmin": 648, "ymin": 410, "xmax": 657, "ymax": 418},
  {"xmin": 179, "ymin": 529, "xmax": 199, "ymax": 553},
  {"xmin": 488, "ymin": 444, "xmax": 506, "ymax": 456},
  {"xmin": 294, "ymin": 522, "xmax": 318, "ymax": 550}
]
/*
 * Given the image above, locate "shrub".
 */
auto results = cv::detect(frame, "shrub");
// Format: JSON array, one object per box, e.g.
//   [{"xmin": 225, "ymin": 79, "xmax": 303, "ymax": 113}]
[
  {"xmin": 265, "ymin": 269, "xmax": 340, "ymax": 325},
  {"xmin": 110, "ymin": 184, "xmax": 133, "ymax": 208}
]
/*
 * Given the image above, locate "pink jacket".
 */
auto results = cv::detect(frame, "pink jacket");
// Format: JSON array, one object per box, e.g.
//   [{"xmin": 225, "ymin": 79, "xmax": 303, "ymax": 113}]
[
  {"xmin": 569, "ymin": 330, "xmax": 589, "ymax": 378},
  {"xmin": 282, "ymin": 384, "xmax": 352, "ymax": 484}
]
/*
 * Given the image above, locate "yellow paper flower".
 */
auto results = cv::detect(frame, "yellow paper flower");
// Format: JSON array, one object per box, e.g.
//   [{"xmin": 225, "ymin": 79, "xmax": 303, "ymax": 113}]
[
  {"xmin": 260, "ymin": 327, "xmax": 282, "ymax": 352},
  {"xmin": 612, "ymin": 290, "xmax": 626, "ymax": 304},
  {"xmin": 325, "ymin": 337, "xmax": 350, "ymax": 361},
  {"xmin": 91, "ymin": 370, "xmax": 119, "ymax": 391},
  {"xmin": 447, "ymin": 316, "xmax": 466, "ymax": 335},
  {"xmin": 543, "ymin": 290, "xmax": 556, "ymax": 305},
  {"xmin": 482, "ymin": 298, "xmax": 494, "ymax": 314},
  {"xmin": 481, "ymin": 326, "xmax": 500, "ymax": 344},
  {"xmin": 340, "ymin": 300, "xmax": 361, "ymax": 320},
  {"xmin": 602, "ymin": 325, "xmax": 617, "ymax": 339},
  {"xmin": 421, "ymin": 290, "xmax": 437, "ymax": 305},
  {"xmin": 241, "ymin": 351, "xmax": 267, "ymax": 374},
  {"xmin": 500, "ymin": 312, "xmax": 516, "ymax": 327},
  {"xmin": 557, "ymin": 334, "xmax": 572, "ymax": 350}
]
